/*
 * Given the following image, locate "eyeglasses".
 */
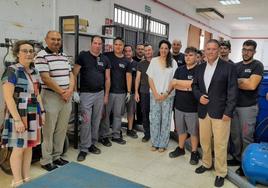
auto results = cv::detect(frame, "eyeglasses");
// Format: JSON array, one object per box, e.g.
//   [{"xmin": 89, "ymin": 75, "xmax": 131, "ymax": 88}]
[
  {"xmin": 20, "ymin": 49, "xmax": 34, "ymax": 54},
  {"xmin": 242, "ymin": 48, "xmax": 255, "ymax": 53}
]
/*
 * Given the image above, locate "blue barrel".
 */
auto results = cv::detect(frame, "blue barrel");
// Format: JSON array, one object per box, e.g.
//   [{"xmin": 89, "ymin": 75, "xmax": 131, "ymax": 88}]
[
  {"xmin": 242, "ymin": 143, "xmax": 268, "ymax": 186},
  {"xmin": 256, "ymin": 73, "xmax": 268, "ymax": 142}
]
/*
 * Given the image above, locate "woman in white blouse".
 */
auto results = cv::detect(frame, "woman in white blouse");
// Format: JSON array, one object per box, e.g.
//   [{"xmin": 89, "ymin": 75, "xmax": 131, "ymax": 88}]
[{"xmin": 146, "ymin": 40, "xmax": 178, "ymax": 152}]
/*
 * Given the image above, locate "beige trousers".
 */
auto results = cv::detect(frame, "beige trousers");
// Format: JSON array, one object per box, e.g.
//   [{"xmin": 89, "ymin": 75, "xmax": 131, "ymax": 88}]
[
  {"xmin": 199, "ymin": 114, "xmax": 230, "ymax": 177},
  {"xmin": 40, "ymin": 90, "xmax": 72, "ymax": 165}
]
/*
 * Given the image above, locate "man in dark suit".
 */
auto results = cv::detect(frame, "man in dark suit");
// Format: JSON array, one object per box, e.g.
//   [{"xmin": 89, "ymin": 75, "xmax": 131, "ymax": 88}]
[{"xmin": 192, "ymin": 39, "xmax": 237, "ymax": 187}]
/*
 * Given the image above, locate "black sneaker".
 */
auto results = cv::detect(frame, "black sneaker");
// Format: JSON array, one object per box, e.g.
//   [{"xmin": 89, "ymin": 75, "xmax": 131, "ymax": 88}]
[
  {"xmin": 214, "ymin": 176, "xmax": 225, "ymax": 187},
  {"xmin": 111, "ymin": 137, "xmax": 126, "ymax": 145},
  {"xmin": 88, "ymin": 145, "xmax": 101, "ymax": 154},
  {"xmin": 169, "ymin": 147, "xmax": 185, "ymax": 158},
  {"xmin": 99, "ymin": 138, "xmax": 112, "ymax": 147},
  {"xmin": 142, "ymin": 136, "xmax": 150, "ymax": 142},
  {"xmin": 227, "ymin": 158, "xmax": 241, "ymax": 166},
  {"xmin": 195, "ymin": 165, "xmax": 212, "ymax": 174},
  {"xmin": 77, "ymin": 151, "xmax": 87, "ymax": 162},
  {"xmin": 190, "ymin": 151, "xmax": 199, "ymax": 165},
  {"xmin": 53, "ymin": 158, "xmax": 69, "ymax": 166},
  {"xmin": 127, "ymin": 129, "xmax": 138, "ymax": 139}
]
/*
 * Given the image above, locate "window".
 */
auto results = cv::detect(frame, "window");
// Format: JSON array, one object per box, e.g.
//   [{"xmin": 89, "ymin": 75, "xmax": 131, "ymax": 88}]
[{"xmin": 114, "ymin": 6, "xmax": 144, "ymax": 29}]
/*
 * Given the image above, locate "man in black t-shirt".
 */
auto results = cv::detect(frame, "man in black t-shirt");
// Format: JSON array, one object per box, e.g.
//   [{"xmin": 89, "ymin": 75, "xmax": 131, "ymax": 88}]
[
  {"xmin": 168, "ymin": 47, "xmax": 199, "ymax": 165},
  {"xmin": 124, "ymin": 45, "xmax": 138, "ymax": 139},
  {"xmin": 133, "ymin": 43, "xmax": 144, "ymax": 127},
  {"xmin": 172, "ymin": 39, "xmax": 185, "ymax": 66},
  {"xmin": 133, "ymin": 43, "xmax": 144, "ymax": 63},
  {"xmin": 219, "ymin": 40, "xmax": 234, "ymax": 64},
  {"xmin": 73, "ymin": 35, "xmax": 111, "ymax": 161},
  {"xmin": 99, "ymin": 37, "xmax": 132, "ymax": 145},
  {"xmin": 135, "ymin": 44, "xmax": 153, "ymax": 142},
  {"xmin": 228, "ymin": 40, "xmax": 264, "ymax": 176}
]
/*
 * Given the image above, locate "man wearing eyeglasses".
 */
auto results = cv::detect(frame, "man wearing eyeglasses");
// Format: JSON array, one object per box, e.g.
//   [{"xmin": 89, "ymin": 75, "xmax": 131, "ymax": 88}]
[
  {"xmin": 228, "ymin": 40, "xmax": 264, "ymax": 176},
  {"xmin": 35, "ymin": 31, "xmax": 74, "ymax": 171}
]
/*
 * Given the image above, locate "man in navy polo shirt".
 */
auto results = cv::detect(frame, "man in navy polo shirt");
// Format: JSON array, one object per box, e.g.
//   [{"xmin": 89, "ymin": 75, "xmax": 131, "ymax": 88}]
[
  {"xmin": 169, "ymin": 47, "xmax": 199, "ymax": 165},
  {"xmin": 99, "ymin": 37, "xmax": 132, "ymax": 145},
  {"xmin": 228, "ymin": 40, "xmax": 263, "ymax": 176},
  {"xmin": 73, "ymin": 35, "xmax": 111, "ymax": 161}
]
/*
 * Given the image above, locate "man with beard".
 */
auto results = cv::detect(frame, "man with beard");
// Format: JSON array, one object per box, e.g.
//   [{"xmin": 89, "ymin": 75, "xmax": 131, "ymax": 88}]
[{"xmin": 228, "ymin": 40, "xmax": 263, "ymax": 176}]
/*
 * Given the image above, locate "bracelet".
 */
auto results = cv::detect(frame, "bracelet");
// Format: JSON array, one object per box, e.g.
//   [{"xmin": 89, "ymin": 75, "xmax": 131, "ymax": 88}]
[
  {"xmin": 14, "ymin": 119, "xmax": 21, "ymax": 123},
  {"xmin": 41, "ymin": 110, "xmax": 46, "ymax": 113}
]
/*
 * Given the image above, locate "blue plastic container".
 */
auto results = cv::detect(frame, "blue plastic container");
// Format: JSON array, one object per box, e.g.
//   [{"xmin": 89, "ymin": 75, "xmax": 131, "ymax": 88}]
[{"xmin": 242, "ymin": 143, "xmax": 268, "ymax": 186}]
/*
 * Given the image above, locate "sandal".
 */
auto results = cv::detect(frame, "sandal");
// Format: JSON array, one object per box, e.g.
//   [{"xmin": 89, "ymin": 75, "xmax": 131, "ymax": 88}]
[
  {"xmin": 11, "ymin": 179, "xmax": 23, "ymax": 188},
  {"xmin": 151, "ymin": 146, "xmax": 158, "ymax": 151},
  {"xmin": 23, "ymin": 177, "xmax": 31, "ymax": 182},
  {"xmin": 158, "ymin": 148, "xmax": 166, "ymax": 153}
]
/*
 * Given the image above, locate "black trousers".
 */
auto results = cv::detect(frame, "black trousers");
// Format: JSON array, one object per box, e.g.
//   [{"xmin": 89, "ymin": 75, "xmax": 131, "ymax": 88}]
[{"xmin": 140, "ymin": 93, "xmax": 150, "ymax": 137}]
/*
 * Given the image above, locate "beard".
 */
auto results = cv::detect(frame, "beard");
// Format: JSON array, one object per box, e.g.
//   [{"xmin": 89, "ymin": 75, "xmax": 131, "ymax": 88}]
[{"xmin": 243, "ymin": 56, "xmax": 253, "ymax": 62}]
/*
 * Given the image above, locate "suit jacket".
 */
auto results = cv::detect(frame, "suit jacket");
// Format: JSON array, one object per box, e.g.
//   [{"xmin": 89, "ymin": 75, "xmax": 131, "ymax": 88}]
[{"xmin": 192, "ymin": 58, "xmax": 238, "ymax": 119}]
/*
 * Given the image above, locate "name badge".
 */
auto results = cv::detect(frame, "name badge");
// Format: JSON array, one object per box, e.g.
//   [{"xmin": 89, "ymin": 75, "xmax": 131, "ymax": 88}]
[
  {"xmin": 119, "ymin": 63, "xmax": 125, "ymax": 69},
  {"xmin": 245, "ymin": 69, "xmax": 251, "ymax": 73}
]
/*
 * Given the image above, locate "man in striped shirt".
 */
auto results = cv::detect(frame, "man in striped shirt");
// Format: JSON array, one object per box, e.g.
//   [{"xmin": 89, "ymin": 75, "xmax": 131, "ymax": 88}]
[{"xmin": 35, "ymin": 31, "xmax": 74, "ymax": 171}]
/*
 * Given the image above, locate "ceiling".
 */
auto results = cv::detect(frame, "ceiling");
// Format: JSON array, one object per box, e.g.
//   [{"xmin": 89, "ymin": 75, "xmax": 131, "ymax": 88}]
[{"xmin": 183, "ymin": 0, "xmax": 268, "ymax": 31}]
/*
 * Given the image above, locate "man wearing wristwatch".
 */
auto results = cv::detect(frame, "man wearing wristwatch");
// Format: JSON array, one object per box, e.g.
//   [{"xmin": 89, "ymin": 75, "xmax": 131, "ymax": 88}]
[{"xmin": 99, "ymin": 37, "xmax": 132, "ymax": 145}]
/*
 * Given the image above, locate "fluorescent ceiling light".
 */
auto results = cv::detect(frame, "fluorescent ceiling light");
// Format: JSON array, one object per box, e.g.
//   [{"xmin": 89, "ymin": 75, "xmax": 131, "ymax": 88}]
[
  {"xmin": 238, "ymin": 16, "xmax": 253, "ymax": 20},
  {"xmin": 219, "ymin": 0, "xmax": 240, "ymax": 5}
]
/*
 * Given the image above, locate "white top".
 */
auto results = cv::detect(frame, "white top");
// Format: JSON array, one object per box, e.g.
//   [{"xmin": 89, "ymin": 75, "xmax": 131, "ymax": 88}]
[
  {"xmin": 146, "ymin": 57, "xmax": 178, "ymax": 96},
  {"xmin": 204, "ymin": 58, "xmax": 219, "ymax": 92}
]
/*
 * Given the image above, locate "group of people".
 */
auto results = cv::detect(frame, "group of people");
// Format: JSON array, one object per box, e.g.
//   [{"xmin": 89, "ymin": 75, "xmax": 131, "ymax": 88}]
[{"xmin": 1, "ymin": 29, "xmax": 263, "ymax": 188}]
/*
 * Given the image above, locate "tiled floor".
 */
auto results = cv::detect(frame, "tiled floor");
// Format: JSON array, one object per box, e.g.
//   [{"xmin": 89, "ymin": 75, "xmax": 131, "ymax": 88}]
[{"xmin": 0, "ymin": 130, "xmax": 241, "ymax": 188}]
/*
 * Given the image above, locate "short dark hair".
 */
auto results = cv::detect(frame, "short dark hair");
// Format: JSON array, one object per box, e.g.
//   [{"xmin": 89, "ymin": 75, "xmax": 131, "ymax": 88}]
[
  {"xmin": 206, "ymin": 39, "xmax": 220, "ymax": 47},
  {"xmin": 184, "ymin": 47, "xmax": 197, "ymax": 54},
  {"xmin": 243, "ymin": 40, "xmax": 257, "ymax": 50},
  {"xmin": 124, "ymin": 44, "xmax": 133, "ymax": 51},
  {"xmin": 91, "ymin": 35, "xmax": 103, "ymax": 43},
  {"xmin": 197, "ymin": 50, "xmax": 203, "ymax": 56},
  {"xmin": 144, "ymin": 43, "xmax": 152, "ymax": 49},
  {"xmin": 220, "ymin": 40, "xmax": 231, "ymax": 50},
  {"xmin": 114, "ymin": 36, "xmax": 124, "ymax": 44},
  {"xmin": 12, "ymin": 40, "xmax": 34, "ymax": 61},
  {"xmin": 135, "ymin": 43, "xmax": 144, "ymax": 48}
]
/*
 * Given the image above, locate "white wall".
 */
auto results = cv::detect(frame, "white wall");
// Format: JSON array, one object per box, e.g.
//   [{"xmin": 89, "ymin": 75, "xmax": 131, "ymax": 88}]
[{"xmin": 230, "ymin": 29, "xmax": 268, "ymax": 69}]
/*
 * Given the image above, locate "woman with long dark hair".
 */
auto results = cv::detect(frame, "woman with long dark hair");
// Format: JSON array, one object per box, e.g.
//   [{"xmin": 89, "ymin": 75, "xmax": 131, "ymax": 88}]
[
  {"xmin": 146, "ymin": 40, "xmax": 177, "ymax": 152},
  {"xmin": 1, "ymin": 40, "xmax": 44, "ymax": 187}
]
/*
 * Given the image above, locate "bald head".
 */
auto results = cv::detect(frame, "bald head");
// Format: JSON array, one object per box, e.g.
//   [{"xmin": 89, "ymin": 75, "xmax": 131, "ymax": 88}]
[{"xmin": 172, "ymin": 39, "xmax": 182, "ymax": 55}]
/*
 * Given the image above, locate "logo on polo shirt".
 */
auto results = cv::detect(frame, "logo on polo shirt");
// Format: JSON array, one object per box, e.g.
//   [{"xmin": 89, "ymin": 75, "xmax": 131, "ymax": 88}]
[
  {"xmin": 188, "ymin": 75, "xmax": 193, "ymax": 80},
  {"xmin": 245, "ymin": 69, "xmax": 251, "ymax": 73},
  {"xmin": 132, "ymin": 67, "xmax": 136, "ymax": 71},
  {"xmin": 97, "ymin": 62, "xmax": 104, "ymax": 66},
  {"xmin": 119, "ymin": 63, "xmax": 125, "ymax": 69}
]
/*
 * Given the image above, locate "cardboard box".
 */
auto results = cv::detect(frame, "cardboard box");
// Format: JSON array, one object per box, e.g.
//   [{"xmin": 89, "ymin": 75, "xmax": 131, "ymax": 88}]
[{"xmin": 63, "ymin": 18, "xmax": 89, "ymax": 32}]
